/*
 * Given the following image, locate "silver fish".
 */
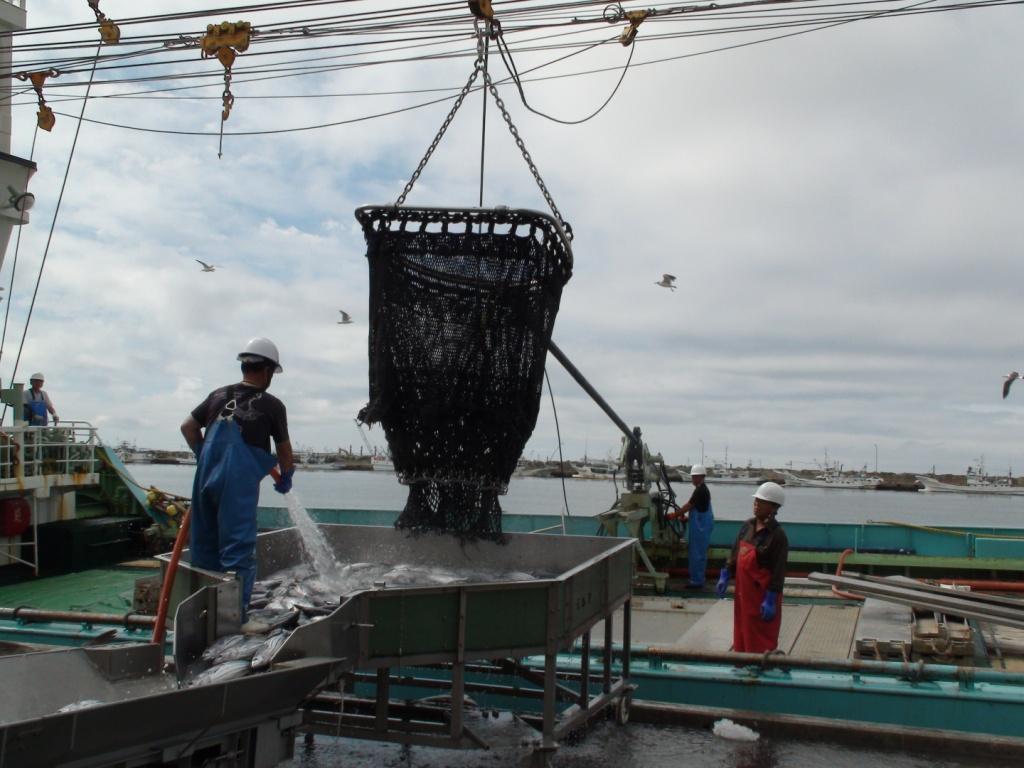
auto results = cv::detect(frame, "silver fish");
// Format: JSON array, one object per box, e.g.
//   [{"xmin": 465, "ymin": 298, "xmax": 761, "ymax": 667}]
[
  {"xmin": 202, "ymin": 634, "xmax": 266, "ymax": 664},
  {"xmin": 58, "ymin": 699, "xmax": 104, "ymax": 713},
  {"xmin": 243, "ymin": 607, "xmax": 300, "ymax": 632},
  {"xmin": 251, "ymin": 630, "xmax": 289, "ymax": 669},
  {"xmin": 185, "ymin": 660, "xmax": 252, "ymax": 687}
]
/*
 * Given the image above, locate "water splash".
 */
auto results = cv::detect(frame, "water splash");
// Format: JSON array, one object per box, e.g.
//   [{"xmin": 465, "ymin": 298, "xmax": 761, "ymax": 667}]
[{"xmin": 282, "ymin": 491, "xmax": 340, "ymax": 582}]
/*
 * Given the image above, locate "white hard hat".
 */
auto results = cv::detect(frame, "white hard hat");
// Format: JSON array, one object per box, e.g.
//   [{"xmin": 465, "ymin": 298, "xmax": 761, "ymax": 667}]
[
  {"xmin": 690, "ymin": 464, "xmax": 707, "ymax": 477},
  {"xmin": 753, "ymin": 481, "xmax": 785, "ymax": 507},
  {"xmin": 29, "ymin": 372, "xmax": 44, "ymax": 381},
  {"xmin": 237, "ymin": 337, "xmax": 283, "ymax": 373}
]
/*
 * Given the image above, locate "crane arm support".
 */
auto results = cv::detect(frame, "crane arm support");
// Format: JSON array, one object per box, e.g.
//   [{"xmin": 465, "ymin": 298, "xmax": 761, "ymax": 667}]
[{"xmin": 547, "ymin": 340, "xmax": 640, "ymax": 450}]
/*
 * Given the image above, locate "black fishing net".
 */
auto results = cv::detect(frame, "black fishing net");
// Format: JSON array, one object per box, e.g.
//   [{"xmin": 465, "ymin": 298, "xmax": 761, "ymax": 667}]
[{"xmin": 356, "ymin": 206, "xmax": 573, "ymax": 540}]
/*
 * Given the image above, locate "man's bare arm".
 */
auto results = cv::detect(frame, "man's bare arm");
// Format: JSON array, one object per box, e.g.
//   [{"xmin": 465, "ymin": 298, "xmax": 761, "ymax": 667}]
[
  {"xmin": 181, "ymin": 416, "xmax": 204, "ymax": 455},
  {"xmin": 275, "ymin": 439, "xmax": 295, "ymax": 474}
]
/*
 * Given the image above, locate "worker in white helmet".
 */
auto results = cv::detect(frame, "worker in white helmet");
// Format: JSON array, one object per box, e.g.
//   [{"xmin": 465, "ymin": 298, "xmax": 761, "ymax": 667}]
[
  {"xmin": 23, "ymin": 372, "xmax": 58, "ymax": 426},
  {"xmin": 716, "ymin": 481, "xmax": 789, "ymax": 653},
  {"xmin": 667, "ymin": 463, "xmax": 713, "ymax": 588},
  {"xmin": 180, "ymin": 338, "xmax": 295, "ymax": 620}
]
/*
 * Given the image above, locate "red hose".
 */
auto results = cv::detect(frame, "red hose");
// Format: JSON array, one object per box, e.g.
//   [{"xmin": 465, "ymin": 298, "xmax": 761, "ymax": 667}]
[
  {"xmin": 831, "ymin": 548, "xmax": 864, "ymax": 601},
  {"xmin": 152, "ymin": 506, "xmax": 191, "ymax": 648},
  {"xmin": 152, "ymin": 466, "xmax": 280, "ymax": 647}
]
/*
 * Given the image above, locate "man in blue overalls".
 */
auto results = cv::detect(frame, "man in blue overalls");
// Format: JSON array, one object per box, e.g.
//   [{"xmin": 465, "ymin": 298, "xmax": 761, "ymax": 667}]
[
  {"xmin": 23, "ymin": 373, "xmax": 58, "ymax": 426},
  {"xmin": 181, "ymin": 338, "xmax": 295, "ymax": 620},
  {"xmin": 669, "ymin": 463, "xmax": 713, "ymax": 589}
]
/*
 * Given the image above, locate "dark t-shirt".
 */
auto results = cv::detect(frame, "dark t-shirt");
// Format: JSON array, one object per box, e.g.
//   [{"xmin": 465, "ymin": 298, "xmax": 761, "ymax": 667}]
[
  {"xmin": 726, "ymin": 517, "xmax": 789, "ymax": 593},
  {"xmin": 191, "ymin": 383, "xmax": 289, "ymax": 453},
  {"xmin": 688, "ymin": 482, "xmax": 711, "ymax": 513}
]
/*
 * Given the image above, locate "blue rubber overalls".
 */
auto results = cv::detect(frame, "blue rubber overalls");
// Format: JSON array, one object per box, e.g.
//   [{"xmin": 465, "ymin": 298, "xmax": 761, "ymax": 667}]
[
  {"xmin": 25, "ymin": 393, "xmax": 48, "ymax": 426},
  {"xmin": 189, "ymin": 401, "xmax": 278, "ymax": 617},
  {"xmin": 687, "ymin": 502, "xmax": 714, "ymax": 587}
]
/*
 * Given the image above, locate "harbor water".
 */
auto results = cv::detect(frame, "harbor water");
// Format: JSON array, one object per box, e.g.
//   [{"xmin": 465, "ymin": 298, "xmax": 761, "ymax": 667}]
[
  {"xmin": 132, "ymin": 464, "xmax": 1024, "ymax": 527},
  {"xmin": 280, "ymin": 720, "xmax": 1002, "ymax": 768}
]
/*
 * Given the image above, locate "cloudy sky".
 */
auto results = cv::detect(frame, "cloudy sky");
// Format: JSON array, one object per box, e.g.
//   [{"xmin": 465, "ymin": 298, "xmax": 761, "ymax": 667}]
[{"xmin": 1, "ymin": 0, "xmax": 1022, "ymax": 475}]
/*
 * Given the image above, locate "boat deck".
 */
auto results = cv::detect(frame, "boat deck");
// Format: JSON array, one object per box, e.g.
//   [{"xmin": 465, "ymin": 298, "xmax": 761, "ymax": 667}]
[
  {"xmin": 0, "ymin": 565, "xmax": 152, "ymax": 612},
  {"xmin": 594, "ymin": 592, "xmax": 860, "ymax": 660},
  {"xmin": 595, "ymin": 589, "xmax": 1024, "ymax": 669}
]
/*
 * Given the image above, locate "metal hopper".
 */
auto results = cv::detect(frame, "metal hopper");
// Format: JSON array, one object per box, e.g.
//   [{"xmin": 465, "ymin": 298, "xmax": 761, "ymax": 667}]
[
  {"xmin": 0, "ymin": 643, "xmax": 343, "ymax": 768},
  {"xmin": 165, "ymin": 524, "xmax": 637, "ymax": 755}
]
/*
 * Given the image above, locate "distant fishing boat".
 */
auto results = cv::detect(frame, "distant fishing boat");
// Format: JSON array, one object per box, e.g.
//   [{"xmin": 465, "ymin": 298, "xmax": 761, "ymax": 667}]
[
  {"xmin": 354, "ymin": 419, "xmax": 394, "ymax": 471},
  {"xmin": 917, "ymin": 462, "xmax": 1024, "ymax": 495},
  {"xmin": 707, "ymin": 462, "xmax": 761, "ymax": 485},
  {"xmin": 571, "ymin": 460, "xmax": 617, "ymax": 480},
  {"xmin": 782, "ymin": 465, "xmax": 881, "ymax": 490},
  {"xmin": 371, "ymin": 454, "xmax": 394, "ymax": 472}
]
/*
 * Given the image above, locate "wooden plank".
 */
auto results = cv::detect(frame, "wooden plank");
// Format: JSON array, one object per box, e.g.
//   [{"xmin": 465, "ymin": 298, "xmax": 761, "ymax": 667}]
[
  {"xmin": 789, "ymin": 604, "xmax": 860, "ymax": 660},
  {"xmin": 674, "ymin": 600, "xmax": 735, "ymax": 652},
  {"xmin": 590, "ymin": 598, "xmax": 705, "ymax": 646},
  {"xmin": 776, "ymin": 604, "xmax": 811, "ymax": 654},
  {"xmin": 854, "ymin": 597, "xmax": 912, "ymax": 658},
  {"xmin": 675, "ymin": 601, "xmax": 811, "ymax": 653}
]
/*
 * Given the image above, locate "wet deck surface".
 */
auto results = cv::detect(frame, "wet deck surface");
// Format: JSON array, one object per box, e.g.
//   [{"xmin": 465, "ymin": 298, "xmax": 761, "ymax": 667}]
[{"xmin": 597, "ymin": 592, "xmax": 866, "ymax": 659}]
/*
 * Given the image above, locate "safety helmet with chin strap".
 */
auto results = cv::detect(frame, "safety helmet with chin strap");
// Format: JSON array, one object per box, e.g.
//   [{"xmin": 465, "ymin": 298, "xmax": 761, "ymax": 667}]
[{"xmin": 237, "ymin": 338, "xmax": 282, "ymax": 373}]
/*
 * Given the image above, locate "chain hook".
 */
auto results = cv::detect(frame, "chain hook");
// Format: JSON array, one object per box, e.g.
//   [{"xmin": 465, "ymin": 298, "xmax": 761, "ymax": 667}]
[
  {"xmin": 200, "ymin": 21, "xmax": 252, "ymax": 158},
  {"xmin": 87, "ymin": 0, "xmax": 121, "ymax": 45}
]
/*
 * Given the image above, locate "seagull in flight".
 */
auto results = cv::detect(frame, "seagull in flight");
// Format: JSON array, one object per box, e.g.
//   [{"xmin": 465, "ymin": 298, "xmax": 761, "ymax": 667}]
[
  {"xmin": 195, "ymin": 259, "xmax": 217, "ymax": 272},
  {"xmin": 337, "ymin": 310, "xmax": 353, "ymax": 325},
  {"xmin": 655, "ymin": 274, "xmax": 677, "ymax": 290},
  {"xmin": 1003, "ymin": 371, "xmax": 1020, "ymax": 399}
]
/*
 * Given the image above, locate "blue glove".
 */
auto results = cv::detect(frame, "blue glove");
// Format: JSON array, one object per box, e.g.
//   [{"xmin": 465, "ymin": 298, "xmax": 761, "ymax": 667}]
[
  {"xmin": 273, "ymin": 467, "xmax": 294, "ymax": 495},
  {"xmin": 760, "ymin": 590, "xmax": 778, "ymax": 621},
  {"xmin": 716, "ymin": 568, "xmax": 730, "ymax": 599}
]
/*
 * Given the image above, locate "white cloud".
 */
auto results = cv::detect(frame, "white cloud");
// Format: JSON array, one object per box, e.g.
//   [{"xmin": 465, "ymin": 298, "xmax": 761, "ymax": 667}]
[{"xmin": 2, "ymin": 1, "xmax": 1022, "ymax": 473}]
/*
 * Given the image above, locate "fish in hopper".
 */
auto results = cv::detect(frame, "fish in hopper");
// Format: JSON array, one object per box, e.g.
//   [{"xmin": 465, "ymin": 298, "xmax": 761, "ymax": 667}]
[
  {"xmin": 185, "ymin": 659, "xmax": 252, "ymax": 687},
  {"xmin": 202, "ymin": 634, "xmax": 267, "ymax": 664},
  {"xmin": 251, "ymin": 629, "xmax": 290, "ymax": 669},
  {"xmin": 191, "ymin": 559, "xmax": 552, "ymax": 683}
]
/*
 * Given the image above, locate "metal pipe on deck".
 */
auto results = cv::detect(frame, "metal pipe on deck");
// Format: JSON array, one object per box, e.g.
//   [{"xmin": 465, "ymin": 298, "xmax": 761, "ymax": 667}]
[
  {"xmin": 0, "ymin": 607, "xmax": 155, "ymax": 628},
  {"xmin": 576, "ymin": 643, "xmax": 1024, "ymax": 685},
  {"xmin": 810, "ymin": 572, "xmax": 1024, "ymax": 629}
]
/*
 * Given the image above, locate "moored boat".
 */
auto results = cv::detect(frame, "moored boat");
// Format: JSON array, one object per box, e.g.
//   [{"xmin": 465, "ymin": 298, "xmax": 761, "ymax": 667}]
[
  {"xmin": 783, "ymin": 468, "xmax": 882, "ymax": 490},
  {"xmin": 916, "ymin": 474, "xmax": 1024, "ymax": 495},
  {"xmin": 370, "ymin": 454, "xmax": 394, "ymax": 472}
]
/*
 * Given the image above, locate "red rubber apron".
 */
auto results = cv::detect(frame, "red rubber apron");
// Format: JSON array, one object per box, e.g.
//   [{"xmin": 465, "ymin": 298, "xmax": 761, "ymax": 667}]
[{"xmin": 733, "ymin": 539, "xmax": 783, "ymax": 653}]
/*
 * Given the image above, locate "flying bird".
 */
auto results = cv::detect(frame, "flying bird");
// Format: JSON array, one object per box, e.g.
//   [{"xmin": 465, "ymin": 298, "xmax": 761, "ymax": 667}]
[
  {"xmin": 195, "ymin": 259, "xmax": 217, "ymax": 272},
  {"xmin": 655, "ymin": 274, "xmax": 677, "ymax": 290},
  {"xmin": 1003, "ymin": 371, "xmax": 1020, "ymax": 399},
  {"xmin": 337, "ymin": 310, "xmax": 353, "ymax": 325}
]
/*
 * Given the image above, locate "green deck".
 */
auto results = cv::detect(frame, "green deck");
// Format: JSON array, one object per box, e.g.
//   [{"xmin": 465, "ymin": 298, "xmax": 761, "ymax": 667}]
[{"xmin": 0, "ymin": 567, "xmax": 149, "ymax": 613}]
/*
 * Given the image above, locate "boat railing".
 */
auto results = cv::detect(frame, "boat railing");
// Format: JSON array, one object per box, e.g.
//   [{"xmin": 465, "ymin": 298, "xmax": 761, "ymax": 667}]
[{"xmin": 0, "ymin": 421, "xmax": 100, "ymax": 486}]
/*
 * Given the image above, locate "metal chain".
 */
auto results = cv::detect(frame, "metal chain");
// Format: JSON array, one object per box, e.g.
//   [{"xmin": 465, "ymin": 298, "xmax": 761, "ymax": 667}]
[
  {"xmin": 395, "ymin": 45, "xmax": 485, "ymax": 206},
  {"xmin": 395, "ymin": 32, "xmax": 572, "ymax": 241},
  {"xmin": 483, "ymin": 69, "xmax": 573, "ymax": 240},
  {"xmin": 219, "ymin": 64, "xmax": 233, "ymax": 158}
]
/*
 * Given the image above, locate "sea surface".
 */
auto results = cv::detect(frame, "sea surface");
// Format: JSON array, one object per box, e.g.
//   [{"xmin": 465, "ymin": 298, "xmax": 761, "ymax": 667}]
[
  {"xmin": 131, "ymin": 464, "xmax": 1024, "ymax": 528},
  {"xmin": 279, "ymin": 719, "xmax": 1001, "ymax": 768},
  {"xmin": 131, "ymin": 463, "xmax": 1018, "ymax": 767}
]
